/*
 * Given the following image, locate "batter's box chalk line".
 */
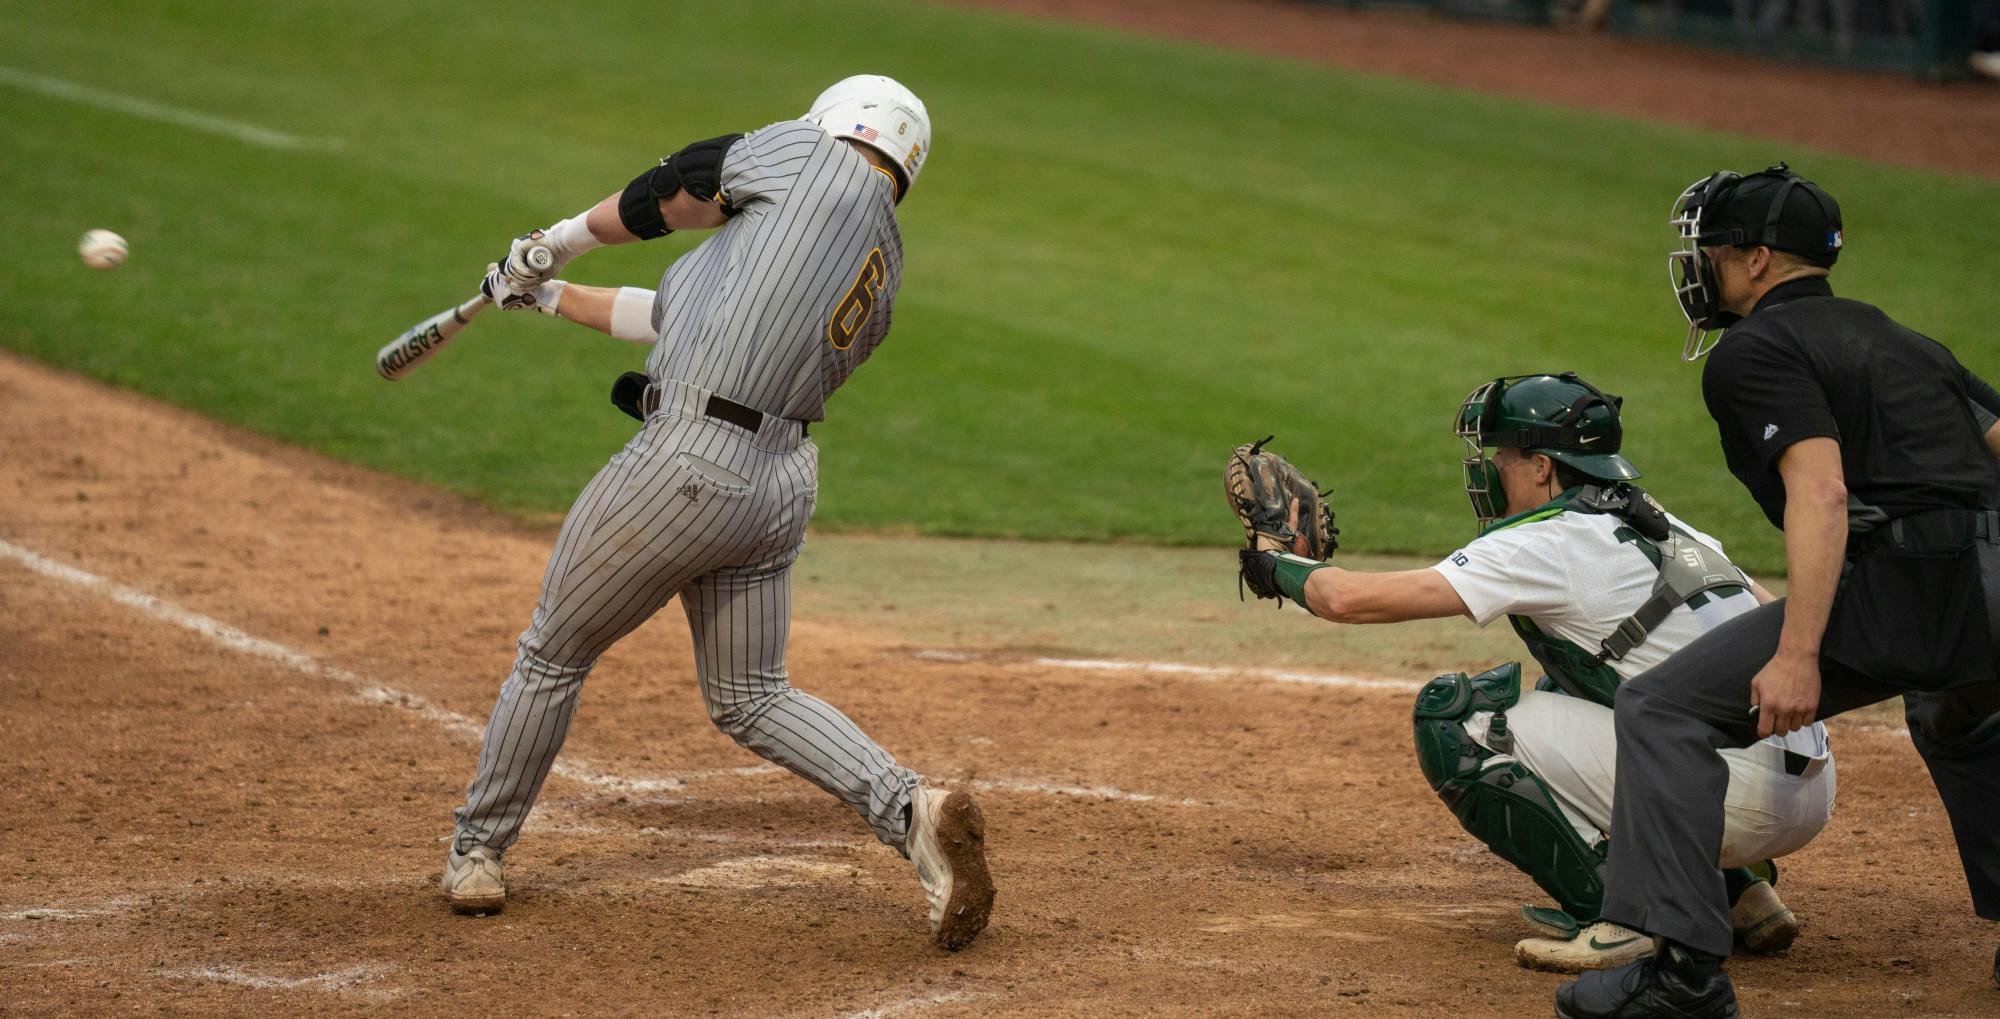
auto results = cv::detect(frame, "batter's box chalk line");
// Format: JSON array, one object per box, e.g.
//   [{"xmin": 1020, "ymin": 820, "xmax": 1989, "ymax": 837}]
[
  {"xmin": 160, "ymin": 962, "xmax": 401, "ymax": 1000},
  {"xmin": 0, "ymin": 539, "xmax": 1213, "ymax": 810},
  {"xmin": 830, "ymin": 989, "xmax": 985, "ymax": 1019},
  {"xmin": 910, "ymin": 649, "xmax": 1423, "ymax": 693}
]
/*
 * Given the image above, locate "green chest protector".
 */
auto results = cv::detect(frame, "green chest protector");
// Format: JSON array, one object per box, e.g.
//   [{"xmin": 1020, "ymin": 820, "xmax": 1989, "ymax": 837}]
[{"xmin": 1495, "ymin": 484, "xmax": 1750, "ymax": 709}]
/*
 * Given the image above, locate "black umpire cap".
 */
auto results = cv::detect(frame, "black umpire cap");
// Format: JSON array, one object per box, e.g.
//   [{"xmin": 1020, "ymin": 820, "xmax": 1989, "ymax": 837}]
[{"xmin": 1700, "ymin": 164, "xmax": 1843, "ymax": 267}]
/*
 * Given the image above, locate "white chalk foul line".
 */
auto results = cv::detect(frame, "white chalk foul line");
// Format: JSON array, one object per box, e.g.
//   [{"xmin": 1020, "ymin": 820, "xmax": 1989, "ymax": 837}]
[
  {"xmin": 0, "ymin": 539, "xmax": 1207, "ymax": 808},
  {"xmin": 165, "ymin": 962, "xmax": 399, "ymax": 1000},
  {"xmin": 912, "ymin": 649, "xmax": 1421, "ymax": 693},
  {"xmin": 0, "ymin": 539, "xmax": 747, "ymax": 795},
  {"xmin": 0, "ymin": 65, "xmax": 342, "ymax": 151}
]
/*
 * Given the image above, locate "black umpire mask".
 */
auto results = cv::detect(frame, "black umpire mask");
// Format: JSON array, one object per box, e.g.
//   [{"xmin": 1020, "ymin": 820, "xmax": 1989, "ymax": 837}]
[{"xmin": 1669, "ymin": 163, "xmax": 1843, "ymax": 362}]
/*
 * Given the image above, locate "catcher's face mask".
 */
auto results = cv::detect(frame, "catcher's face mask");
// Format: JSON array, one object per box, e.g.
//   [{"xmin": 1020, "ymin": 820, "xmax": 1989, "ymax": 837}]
[
  {"xmin": 1669, "ymin": 170, "xmax": 1741, "ymax": 363},
  {"xmin": 1455, "ymin": 373, "xmax": 1633, "ymax": 530},
  {"xmin": 1455, "ymin": 379, "xmax": 1510, "ymax": 529}
]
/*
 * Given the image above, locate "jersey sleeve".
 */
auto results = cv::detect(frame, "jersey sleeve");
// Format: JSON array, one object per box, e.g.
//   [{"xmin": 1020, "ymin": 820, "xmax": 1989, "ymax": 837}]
[
  {"xmin": 1702, "ymin": 332, "xmax": 1841, "ymax": 470},
  {"xmin": 1960, "ymin": 362, "xmax": 2000, "ymax": 416},
  {"xmin": 719, "ymin": 120, "xmax": 833, "ymax": 210},
  {"xmin": 1960, "ymin": 362, "xmax": 2000, "ymax": 433},
  {"xmin": 1431, "ymin": 527, "xmax": 1574, "ymax": 627}
]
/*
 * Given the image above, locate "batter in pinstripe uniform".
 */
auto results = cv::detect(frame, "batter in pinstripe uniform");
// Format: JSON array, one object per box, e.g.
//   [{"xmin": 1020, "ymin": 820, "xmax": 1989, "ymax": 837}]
[{"xmin": 440, "ymin": 75, "xmax": 995, "ymax": 951}]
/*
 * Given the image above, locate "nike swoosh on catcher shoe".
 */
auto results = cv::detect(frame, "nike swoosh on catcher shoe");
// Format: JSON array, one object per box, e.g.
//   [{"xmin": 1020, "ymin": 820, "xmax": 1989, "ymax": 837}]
[
  {"xmin": 907, "ymin": 785, "xmax": 996, "ymax": 951},
  {"xmin": 442, "ymin": 843, "xmax": 506, "ymax": 915},
  {"xmin": 1517, "ymin": 921, "xmax": 1654, "ymax": 974}
]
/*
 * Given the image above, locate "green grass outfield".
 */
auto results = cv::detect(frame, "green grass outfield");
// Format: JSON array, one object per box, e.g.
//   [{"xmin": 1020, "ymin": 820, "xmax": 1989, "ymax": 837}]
[{"xmin": 3, "ymin": 1, "xmax": 1996, "ymax": 572}]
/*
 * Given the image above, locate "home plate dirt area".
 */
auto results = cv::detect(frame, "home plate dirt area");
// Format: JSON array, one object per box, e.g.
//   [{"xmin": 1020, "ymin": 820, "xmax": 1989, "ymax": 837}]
[{"xmin": 0, "ymin": 351, "xmax": 1991, "ymax": 1016}]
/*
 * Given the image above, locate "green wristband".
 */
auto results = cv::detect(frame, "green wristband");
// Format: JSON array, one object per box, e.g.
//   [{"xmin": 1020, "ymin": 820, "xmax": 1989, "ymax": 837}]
[{"xmin": 1271, "ymin": 553, "xmax": 1328, "ymax": 610}]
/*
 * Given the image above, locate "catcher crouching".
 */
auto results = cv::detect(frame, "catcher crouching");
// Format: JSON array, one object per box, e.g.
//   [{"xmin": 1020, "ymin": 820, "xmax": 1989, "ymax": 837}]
[{"xmin": 1227, "ymin": 373, "xmax": 1836, "ymax": 972}]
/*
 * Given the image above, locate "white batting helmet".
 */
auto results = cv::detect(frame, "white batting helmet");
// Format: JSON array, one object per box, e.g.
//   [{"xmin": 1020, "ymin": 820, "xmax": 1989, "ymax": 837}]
[{"xmin": 804, "ymin": 75, "xmax": 930, "ymax": 194}]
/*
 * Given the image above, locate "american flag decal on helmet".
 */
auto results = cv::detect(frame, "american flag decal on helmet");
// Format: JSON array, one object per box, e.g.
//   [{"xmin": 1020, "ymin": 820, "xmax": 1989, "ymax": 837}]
[{"xmin": 852, "ymin": 124, "xmax": 879, "ymax": 141}]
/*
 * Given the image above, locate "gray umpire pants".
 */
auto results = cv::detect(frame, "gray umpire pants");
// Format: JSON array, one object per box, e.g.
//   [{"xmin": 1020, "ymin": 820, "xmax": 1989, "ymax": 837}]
[
  {"xmin": 453, "ymin": 381, "xmax": 918, "ymax": 857},
  {"xmin": 1602, "ymin": 594, "xmax": 2000, "ymax": 957}
]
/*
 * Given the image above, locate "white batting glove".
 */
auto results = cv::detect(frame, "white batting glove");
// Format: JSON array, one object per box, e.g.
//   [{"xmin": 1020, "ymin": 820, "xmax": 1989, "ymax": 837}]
[
  {"xmin": 479, "ymin": 263, "xmax": 564, "ymax": 314},
  {"xmin": 493, "ymin": 229, "xmax": 563, "ymax": 291}
]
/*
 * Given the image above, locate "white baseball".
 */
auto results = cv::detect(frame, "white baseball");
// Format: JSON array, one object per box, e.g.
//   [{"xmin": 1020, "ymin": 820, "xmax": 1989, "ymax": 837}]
[{"xmin": 78, "ymin": 229, "xmax": 128, "ymax": 271}]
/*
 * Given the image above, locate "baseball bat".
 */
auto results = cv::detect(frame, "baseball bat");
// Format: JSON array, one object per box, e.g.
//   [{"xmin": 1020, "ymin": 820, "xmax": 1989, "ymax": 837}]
[
  {"xmin": 374, "ymin": 294, "xmax": 490, "ymax": 380},
  {"xmin": 374, "ymin": 243, "xmax": 555, "ymax": 381}
]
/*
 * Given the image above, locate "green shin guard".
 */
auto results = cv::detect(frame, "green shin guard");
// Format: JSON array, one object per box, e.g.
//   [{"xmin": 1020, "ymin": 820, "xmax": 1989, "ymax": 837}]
[
  {"xmin": 1413, "ymin": 663, "xmax": 1608, "ymax": 920},
  {"xmin": 1724, "ymin": 861, "xmax": 1777, "ymax": 904}
]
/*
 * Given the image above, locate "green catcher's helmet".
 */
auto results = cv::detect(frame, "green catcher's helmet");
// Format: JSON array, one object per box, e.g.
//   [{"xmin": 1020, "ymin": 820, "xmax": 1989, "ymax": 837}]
[{"xmin": 1454, "ymin": 372, "xmax": 1640, "ymax": 527}]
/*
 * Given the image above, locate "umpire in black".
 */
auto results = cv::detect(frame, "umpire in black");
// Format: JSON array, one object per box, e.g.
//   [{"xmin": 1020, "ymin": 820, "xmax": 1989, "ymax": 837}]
[{"xmin": 1556, "ymin": 165, "xmax": 2000, "ymax": 1018}]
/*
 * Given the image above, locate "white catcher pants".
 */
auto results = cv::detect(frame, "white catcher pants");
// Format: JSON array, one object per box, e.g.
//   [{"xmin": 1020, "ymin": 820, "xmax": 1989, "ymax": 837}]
[{"xmin": 1462, "ymin": 689, "xmax": 1837, "ymax": 868}]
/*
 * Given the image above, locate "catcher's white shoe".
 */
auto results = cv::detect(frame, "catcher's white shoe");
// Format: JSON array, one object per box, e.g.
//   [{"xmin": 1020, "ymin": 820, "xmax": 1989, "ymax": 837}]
[
  {"xmin": 1731, "ymin": 880, "xmax": 1798, "ymax": 954},
  {"xmin": 442, "ymin": 843, "xmax": 506, "ymax": 915},
  {"xmin": 1515, "ymin": 921, "xmax": 1653, "ymax": 973},
  {"xmin": 907, "ymin": 785, "xmax": 995, "ymax": 951}
]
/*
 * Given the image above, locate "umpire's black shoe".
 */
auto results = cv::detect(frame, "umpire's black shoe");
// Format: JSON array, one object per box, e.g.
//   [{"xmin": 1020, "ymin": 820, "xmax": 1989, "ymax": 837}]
[{"xmin": 1555, "ymin": 940, "xmax": 1742, "ymax": 1019}]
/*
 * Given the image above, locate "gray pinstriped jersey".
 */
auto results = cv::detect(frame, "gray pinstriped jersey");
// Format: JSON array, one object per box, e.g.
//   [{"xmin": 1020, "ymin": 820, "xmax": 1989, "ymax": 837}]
[
  {"xmin": 451, "ymin": 119, "xmax": 927, "ymax": 873},
  {"xmin": 646, "ymin": 120, "xmax": 903, "ymax": 422}
]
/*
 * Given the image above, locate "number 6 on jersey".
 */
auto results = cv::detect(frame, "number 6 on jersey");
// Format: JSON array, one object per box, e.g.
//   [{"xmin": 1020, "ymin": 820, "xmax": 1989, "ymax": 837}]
[{"xmin": 829, "ymin": 247, "xmax": 887, "ymax": 350}]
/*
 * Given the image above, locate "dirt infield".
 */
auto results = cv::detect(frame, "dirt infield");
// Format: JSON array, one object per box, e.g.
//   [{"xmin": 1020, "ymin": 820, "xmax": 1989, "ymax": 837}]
[
  {"xmin": 942, "ymin": 0, "xmax": 2000, "ymax": 180},
  {"xmin": 2, "ymin": 359, "xmax": 1995, "ymax": 1017}
]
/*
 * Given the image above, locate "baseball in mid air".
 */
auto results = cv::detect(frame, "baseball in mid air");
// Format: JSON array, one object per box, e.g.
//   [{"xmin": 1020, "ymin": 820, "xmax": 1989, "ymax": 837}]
[{"xmin": 78, "ymin": 229, "xmax": 128, "ymax": 271}]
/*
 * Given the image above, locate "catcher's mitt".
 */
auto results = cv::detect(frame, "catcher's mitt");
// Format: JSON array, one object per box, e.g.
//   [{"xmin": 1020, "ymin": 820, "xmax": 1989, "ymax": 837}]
[{"xmin": 1225, "ymin": 436, "xmax": 1338, "ymax": 599}]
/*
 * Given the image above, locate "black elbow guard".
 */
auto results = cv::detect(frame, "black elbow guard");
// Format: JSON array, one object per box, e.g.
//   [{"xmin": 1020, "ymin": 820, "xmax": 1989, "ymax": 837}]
[
  {"xmin": 618, "ymin": 166, "xmax": 673, "ymax": 240},
  {"xmin": 616, "ymin": 133, "xmax": 746, "ymax": 239}
]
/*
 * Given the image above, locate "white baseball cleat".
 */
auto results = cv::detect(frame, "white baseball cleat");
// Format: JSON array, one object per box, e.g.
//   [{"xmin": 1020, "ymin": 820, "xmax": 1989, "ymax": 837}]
[
  {"xmin": 1731, "ymin": 880, "xmax": 1798, "ymax": 954},
  {"xmin": 442, "ymin": 843, "xmax": 506, "ymax": 915},
  {"xmin": 1516, "ymin": 920, "xmax": 1654, "ymax": 973},
  {"xmin": 907, "ymin": 785, "xmax": 995, "ymax": 951}
]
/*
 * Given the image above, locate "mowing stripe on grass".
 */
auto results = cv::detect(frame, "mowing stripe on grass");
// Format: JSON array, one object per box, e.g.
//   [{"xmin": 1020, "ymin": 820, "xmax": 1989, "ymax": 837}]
[{"xmin": 0, "ymin": 65, "xmax": 342, "ymax": 151}]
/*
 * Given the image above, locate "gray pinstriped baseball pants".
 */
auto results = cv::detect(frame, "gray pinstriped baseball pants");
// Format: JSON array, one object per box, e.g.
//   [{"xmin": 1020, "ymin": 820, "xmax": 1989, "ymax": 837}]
[{"xmin": 452, "ymin": 382, "xmax": 918, "ymax": 856}]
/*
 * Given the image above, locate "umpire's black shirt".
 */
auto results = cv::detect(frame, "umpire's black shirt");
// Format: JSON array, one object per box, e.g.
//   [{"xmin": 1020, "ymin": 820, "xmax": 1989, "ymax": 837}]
[
  {"xmin": 1703, "ymin": 276, "xmax": 2000, "ymax": 530},
  {"xmin": 1702, "ymin": 276, "xmax": 2000, "ymax": 686}
]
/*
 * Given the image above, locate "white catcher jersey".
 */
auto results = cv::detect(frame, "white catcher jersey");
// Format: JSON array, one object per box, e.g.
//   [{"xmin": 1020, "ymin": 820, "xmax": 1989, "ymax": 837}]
[
  {"xmin": 647, "ymin": 120, "xmax": 903, "ymax": 422},
  {"xmin": 1432, "ymin": 508, "xmax": 1831, "ymax": 760}
]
